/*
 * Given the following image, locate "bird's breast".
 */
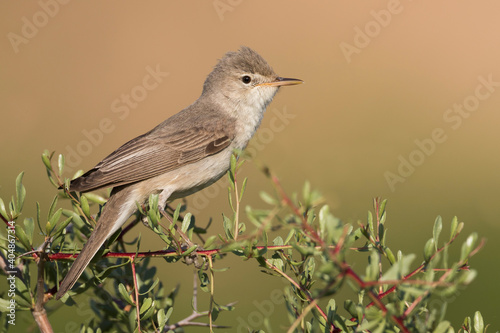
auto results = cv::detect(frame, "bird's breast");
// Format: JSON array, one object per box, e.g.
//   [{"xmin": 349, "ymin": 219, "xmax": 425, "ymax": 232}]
[{"xmin": 232, "ymin": 104, "xmax": 266, "ymax": 150}]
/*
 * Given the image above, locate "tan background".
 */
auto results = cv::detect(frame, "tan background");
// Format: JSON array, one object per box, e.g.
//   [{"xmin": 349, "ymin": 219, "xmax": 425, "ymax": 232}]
[{"xmin": 1, "ymin": 1, "xmax": 499, "ymax": 331}]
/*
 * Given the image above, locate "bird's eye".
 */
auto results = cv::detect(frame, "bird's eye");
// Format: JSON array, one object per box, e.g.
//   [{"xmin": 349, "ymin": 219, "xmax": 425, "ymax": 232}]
[{"xmin": 241, "ymin": 75, "xmax": 252, "ymax": 84}]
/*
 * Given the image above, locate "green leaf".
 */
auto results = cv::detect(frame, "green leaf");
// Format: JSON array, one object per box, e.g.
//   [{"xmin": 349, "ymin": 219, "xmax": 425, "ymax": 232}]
[
  {"xmin": 118, "ymin": 283, "xmax": 135, "ymax": 306},
  {"xmin": 303, "ymin": 256, "xmax": 315, "ymax": 280},
  {"xmin": 53, "ymin": 216, "xmax": 73, "ymax": 236},
  {"xmin": 228, "ymin": 155, "xmax": 236, "ymax": 186},
  {"xmin": 0, "ymin": 198, "xmax": 9, "ymax": 221},
  {"xmin": 259, "ymin": 191, "xmax": 277, "ymax": 205},
  {"xmin": 58, "ymin": 154, "xmax": 65, "ymax": 177},
  {"xmin": 46, "ymin": 220, "xmax": 53, "ymax": 236},
  {"xmin": 139, "ymin": 297, "xmax": 153, "ymax": 314},
  {"xmin": 141, "ymin": 301, "xmax": 156, "ymax": 320},
  {"xmin": 460, "ymin": 233, "xmax": 478, "ymax": 262},
  {"xmin": 385, "ymin": 247, "xmax": 396, "ymax": 265},
  {"xmin": 95, "ymin": 260, "xmax": 130, "ymax": 282},
  {"xmin": 456, "ymin": 222, "xmax": 464, "ymax": 237},
  {"xmin": 211, "ymin": 306, "xmax": 220, "ymax": 321},
  {"xmin": 157, "ymin": 309, "xmax": 166, "ymax": 328},
  {"xmin": 0, "ymin": 298, "xmax": 15, "ymax": 312},
  {"xmin": 212, "ymin": 266, "xmax": 230, "ymax": 273},
  {"xmin": 463, "ymin": 316, "xmax": 471, "ymax": 331},
  {"xmin": 284, "ymin": 229, "xmax": 295, "ymax": 245},
  {"xmin": 230, "ymin": 154, "xmax": 237, "ymax": 173},
  {"xmin": 374, "ymin": 320, "xmax": 388, "ymax": 333},
  {"xmin": 158, "ymin": 307, "xmax": 173, "ymax": 328},
  {"xmin": 41, "ymin": 151, "xmax": 53, "ymax": 170},
  {"xmin": 181, "ymin": 245, "xmax": 198, "ymax": 257},
  {"xmin": 302, "ymin": 181, "xmax": 311, "ymax": 204},
  {"xmin": 48, "ymin": 196, "xmax": 58, "ymax": 221},
  {"xmin": 80, "ymin": 195, "xmax": 91, "ymax": 218},
  {"xmin": 367, "ymin": 211, "xmax": 374, "ymax": 235},
  {"xmin": 15, "ymin": 172, "xmax": 26, "ymax": 213},
  {"xmin": 473, "ymin": 311, "xmax": 484, "ymax": 333},
  {"xmin": 203, "ymin": 235, "xmax": 217, "ymax": 250},
  {"xmin": 318, "ymin": 205, "xmax": 329, "ymax": 237},
  {"xmin": 460, "ymin": 270, "xmax": 477, "ymax": 285},
  {"xmin": 198, "ymin": 270, "xmax": 210, "ymax": 293},
  {"xmin": 237, "ymin": 220, "xmax": 245, "ymax": 234},
  {"xmin": 379, "ymin": 223, "xmax": 386, "ymax": 246},
  {"xmin": 273, "ymin": 236, "xmax": 284, "ymax": 246},
  {"xmin": 140, "ymin": 278, "xmax": 159, "ymax": 296},
  {"xmin": 36, "ymin": 202, "xmax": 44, "ymax": 235},
  {"xmin": 227, "ymin": 187, "xmax": 234, "ymax": 212},
  {"xmin": 47, "ymin": 174, "xmax": 58, "ymax": 188},
  {"xmin": 222, "ymin": 214, "xmax": 233, "ymax": 240},
  {"xmin": 134, "ymin": 233, "xmax": 142, "ymax": 259},
  {"xmin": 83, "ymin": 193, "xmax": 107, "ymax": 205},
  {"xmin": 378, "ymin": 199, "xmax": 387, "ymax": 224},
  {"xmin": 239, "ymin": 177, "xmax": 248, "ymax": 201},
  {"xmin": 72, "ymin": 169, "xmax": 84, "ymax": 180},
  {"xmin": 433, "ymin": 321, "xmax": 451, "ymax": 333},
  {"xmin": 62, "ymin": 209, "xmax": 85, "ymax": 229},
  {"xmin": 365, "ymin": 251, "xmax": 379, "ymax": 281},
  {"xmin": 23, "ymin": 218, "xmax": 35, "ymax": 243},
  {"xmin": 433, "ymin": 215, "xmax": 443, "ymax": 250},
  {"xmin": 49, "ymin": 208, "xmax": 63, "ymax": 232},
  {"xmin": 344, "ymin": 299, "xmax": 357, "ymax": 318},
  {"xmin": 381, "ymin": 253, "xmax": 416, "ymax": 281},
  {"xmin": 181, "ymin": 213, "xmax": 192, "ymax": 234},
  {"xmin": 450, "ymin": 216, "xmax": 458, "ymax": 241},
  {"xmin": 326, "ymin": 298, "xmax": 336, "ymax": 319},
  {"xmin": 172, "ymin": 202, "xmax": 181, "ymax": 224},
  {"xmin": 15, "ymin": 225, "xmax": 31, "ymax": 249},
  {"xmin": 424, "ymin": 238, "xmax": 435, "ymax": 262}
]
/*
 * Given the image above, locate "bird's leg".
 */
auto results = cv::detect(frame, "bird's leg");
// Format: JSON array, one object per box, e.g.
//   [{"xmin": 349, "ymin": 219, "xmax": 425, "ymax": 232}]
[
  {"xmin": 156, "ymin": 190, "xmax": 204, "ymax": 268},
  {"xmin": 140, "ymin": 203, "xmax": 150, "ymax": 227},
  {"xmin": 156, "ymin": 190, "xmax": 195, "ymax": 246}
]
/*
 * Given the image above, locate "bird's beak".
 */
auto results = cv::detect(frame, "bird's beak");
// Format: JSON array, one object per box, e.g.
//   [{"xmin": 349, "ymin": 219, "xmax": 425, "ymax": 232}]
[{"xmin": 258, "ymin": 77, "xmax": 303, "ymax": 87}]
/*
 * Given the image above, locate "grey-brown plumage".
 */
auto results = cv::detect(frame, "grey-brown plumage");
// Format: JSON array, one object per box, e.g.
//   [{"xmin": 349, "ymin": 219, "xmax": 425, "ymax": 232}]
[
  {"xmin": 70, "ymin": 112, "xmax": 236, "ymax": 192},
  {"xmin": 55, "ymin": 47, "xmax": 302, "ymax": 300}
]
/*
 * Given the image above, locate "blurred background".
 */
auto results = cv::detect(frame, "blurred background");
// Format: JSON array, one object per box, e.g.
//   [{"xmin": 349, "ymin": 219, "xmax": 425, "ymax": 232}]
[{"xmin": 1, "ymin": 1, "xmax": 499, "ymax": 331}]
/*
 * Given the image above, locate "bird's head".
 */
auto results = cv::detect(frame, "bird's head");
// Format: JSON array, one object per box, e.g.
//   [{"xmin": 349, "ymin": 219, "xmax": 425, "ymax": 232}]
[{"xmin": 202, "ymin": 47, "xmax": 302, "ymax": 114}]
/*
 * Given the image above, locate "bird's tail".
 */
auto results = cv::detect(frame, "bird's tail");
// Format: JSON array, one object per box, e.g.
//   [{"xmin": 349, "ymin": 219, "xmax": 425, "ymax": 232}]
[{"xmin": 55, "ymin": 186, "xmax": 136, "ymax": 300}]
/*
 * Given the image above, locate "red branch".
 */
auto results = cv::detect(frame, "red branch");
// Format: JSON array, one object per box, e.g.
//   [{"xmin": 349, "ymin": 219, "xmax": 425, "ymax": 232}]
[
  {"xmin": 44, "ymin": 245, "xmax": 299, "ymax": 262},
  {"xmin": 45, "ymin": 248, "xmax": 221, "ymax": 261},
  {"xmin": 130, "ymin": 257, "xmax": 141, "ymax": 333}
]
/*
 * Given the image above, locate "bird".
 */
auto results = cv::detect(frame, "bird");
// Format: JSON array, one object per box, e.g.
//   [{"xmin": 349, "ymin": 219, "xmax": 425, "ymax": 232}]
[{"xmin": 55, "ymin": 46, "xmax": 302, "ymax": 300}]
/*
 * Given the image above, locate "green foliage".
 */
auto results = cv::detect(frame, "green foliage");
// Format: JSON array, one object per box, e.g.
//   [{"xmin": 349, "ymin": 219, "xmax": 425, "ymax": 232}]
[{"xmin": 0, "ymin": 151, "xmax": 489, "ymax": 332}]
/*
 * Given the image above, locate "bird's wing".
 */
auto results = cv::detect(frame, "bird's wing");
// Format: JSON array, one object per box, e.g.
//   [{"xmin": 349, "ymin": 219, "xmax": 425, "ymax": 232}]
[{"xmin": 69, "ymin": 122, "xmax": 235, "ymax": 192}]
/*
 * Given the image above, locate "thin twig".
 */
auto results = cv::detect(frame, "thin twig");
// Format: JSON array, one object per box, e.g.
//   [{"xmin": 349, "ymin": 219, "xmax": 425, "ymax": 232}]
[
  {"xmin": 164, "ymin": 308, "xmax": 234, "ymax": 331},
  {"xmin": 130, "ymin": 257, "xmax": 141, "ymax": 333},
  {"xmin": 32, "ymin": 239, "xmax": 54, "ymax": 333},
  {"xmin": 287, "ymin": 299, "xmax": 320, "ymax": 333},
  {"xmin": 208, "ymin": 255, "xmax": 215, "ymax": 332}
]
